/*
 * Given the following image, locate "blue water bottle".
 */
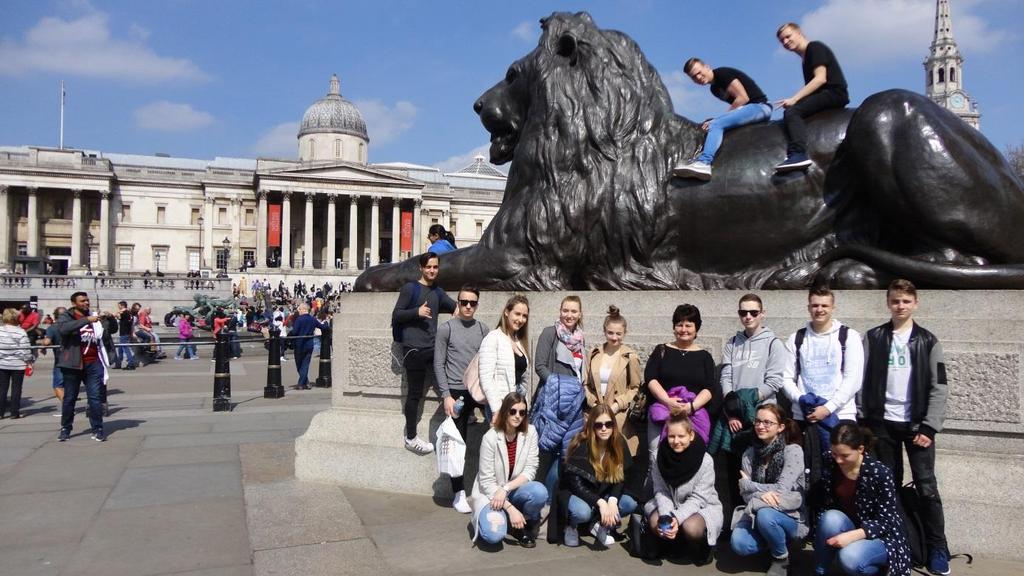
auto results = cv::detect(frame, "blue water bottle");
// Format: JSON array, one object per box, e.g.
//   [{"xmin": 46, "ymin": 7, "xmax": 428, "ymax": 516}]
[{"xmin": 453, "ymin": 396, "xmax": 465, "ymax": 418}]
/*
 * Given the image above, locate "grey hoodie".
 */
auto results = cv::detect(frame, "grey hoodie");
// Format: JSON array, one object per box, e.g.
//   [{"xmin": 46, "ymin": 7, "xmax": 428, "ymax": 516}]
[{"xmin": 719, "ymin": 326, "xmax": 787, "ymax": 402}]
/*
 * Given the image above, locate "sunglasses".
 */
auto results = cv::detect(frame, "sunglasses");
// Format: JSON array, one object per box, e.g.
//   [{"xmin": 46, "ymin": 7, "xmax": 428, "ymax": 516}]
[
  {"xmin": 507, "ymin": 408, "xmax": 527, "ymax": 417},
  {"xmin": 459, "ymin": 299, "xmax": 479, "ymax": 307},
  {"xmin": 737, "ymin": 310, "xmax": 761, "ymax": 318},
  {"xmin": 592, "ymin": 420, "xmax": 615, "ymax": 430}
]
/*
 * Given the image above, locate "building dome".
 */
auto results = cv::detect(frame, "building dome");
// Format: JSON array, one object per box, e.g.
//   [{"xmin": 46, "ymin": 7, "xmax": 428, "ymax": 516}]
[{"xmin": 298, "ymin": 74, "xmax": 368, "ymax": 141}]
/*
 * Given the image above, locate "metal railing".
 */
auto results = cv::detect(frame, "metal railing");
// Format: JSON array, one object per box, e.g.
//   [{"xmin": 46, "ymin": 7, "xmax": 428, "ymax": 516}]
[{"xmin": 0, "ymin": 274, "xmax": 232, "ymax": 292}]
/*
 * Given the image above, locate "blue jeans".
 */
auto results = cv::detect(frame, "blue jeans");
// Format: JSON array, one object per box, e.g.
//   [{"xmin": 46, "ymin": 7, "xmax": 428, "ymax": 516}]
[
  {"xmin": 116, "ymin": 334, "xmax": 135, "ymax": 367},
  {"xmin": 697, "ymin": 102, "xmax": 772, "ymax": 164},
  {"xmin": 177, "ymin": 337, "xmax": 196, "ymax": 359},
  {"xmin": 731, "ymin": 507, "xmax": 800, "ymax": 559},
  {"xmin": 476, "ymin": 481, "xmax": 549, "ymax": 544},
  {"xmin": 295, "ymin": 347, "xmax": 313, "ymax": 387},
  {"xmin": 814, "ymin": 509, "xmax": 888, "ymax": 575},
  {"xmin": 61, "ymin": 361, "xmax": 104, "ymax": 432},
  {"xmin": 567, "ymin": 493, "xmax": 638, "ymax": 527}
]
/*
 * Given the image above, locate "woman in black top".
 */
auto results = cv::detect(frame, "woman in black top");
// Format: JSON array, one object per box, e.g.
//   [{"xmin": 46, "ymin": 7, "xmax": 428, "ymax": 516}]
[{"xmin": 645, "ymin": 304, "xmax": 721, "ymax": 458}]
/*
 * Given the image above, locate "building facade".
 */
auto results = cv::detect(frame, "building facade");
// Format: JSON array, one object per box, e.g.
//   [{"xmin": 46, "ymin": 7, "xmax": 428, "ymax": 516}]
[
  {"xmin": 924, "ymin": 0, "xmax": 981, "ymax": 129},
  {"xmin": 0, "ymin": 75, "xmax": 505, "ymax": 277}
]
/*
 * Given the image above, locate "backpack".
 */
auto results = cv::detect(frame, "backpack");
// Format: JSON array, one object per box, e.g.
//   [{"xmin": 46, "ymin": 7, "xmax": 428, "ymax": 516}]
[
  {"xmin": 898, "ymin": 481, "xmax": 928, "ymax": 568},
  {"xmin": 391, "ymin": 282, "xmax": 437, "ymax": 343},
  {"xmin": 459, "ymin": 323, "xmax": 489, "ymax": 404},
  {"xmin": 782, "ymin": 325, "xmax": 850, "ymax": 419}
]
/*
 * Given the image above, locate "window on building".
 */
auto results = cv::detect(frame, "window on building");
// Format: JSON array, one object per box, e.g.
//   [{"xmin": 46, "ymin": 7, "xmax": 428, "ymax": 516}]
[
  {"xmin": 188, "ymin": 249, "xmax": 201, "ymax": 271},
  {"xmin": 53, "ymin": 200, "xmax": 65, "ymax": 219},
  {"xmin": 156, "ymin": 206, "xmax": 166, "ymax": 224},
  {"xmin": 218, "ymin": 206, "xmax": 227, "ymax": 225},
  {"xmin": 359, "ymin": 143, "xmax": 365, "ymax": 162},
  {"xmin": 927, "ymin": 70, "xmax": 933, "ymax": 86},
  {"xmin": 17, "ymin": 243, "xmax": 27, "ymax": 257},
  {"xmin": 949, "ymin": 67, "xmax": 956, "ymax": 83},
  {"xmin": 190, "ymin": 208, "xmax": 201, "ymax": 225},
  {"xmin": 309, "ymin": 139, "xmax": 316, "ymax": 160},
  {"xmin": 450, "ymin": 219, "xmax": 457, "ymax": 237},
  {"xmin": 244, "ymin": 208, "xmax": 255, "ymax": 226},
  {"xmin": 90, "ymin": 201, "xmax": 100, "ymax": 220},
  {"xmin": 152, "ymin": 246, "xmax": 168, "ymax": 272},
  {"xmin": 117, "ymin": 246, "xmax": 133, "ymax": 270},
  {"xmin": 431, "ymin": 218, "xmax": 439, "ymax": 226},
  {"xmin": 334, "ymin": 139, "xmax": 342, "ymax": 158},
  {"xmin": 938, "ymin": 68, "xmax": 945, "ymax": 83},
  {"xmin": 216, "ymin": 248, "xmax": 229, "ymax": 270},
  {"xmin": 475, "ymin": 221, "xmax": 483, "ymax": 236},
  {"xmin": 243, "ymin": 249, "xmax": 255, "ymax": 266},
  {"xmin": 120, "ymin": 204, "xmax": 131, "ymax": 223},
  {"xmin": 18, "ymin": 198, "xmax": 28, "ymax": 218}
]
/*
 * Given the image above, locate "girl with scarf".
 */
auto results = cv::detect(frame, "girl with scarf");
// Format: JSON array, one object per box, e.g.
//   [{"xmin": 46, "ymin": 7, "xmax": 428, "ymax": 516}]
[
  {"xmin": 642, "ymin": 413, "xmax": 723, "ymax": 564},
  {"xmin": 731, "ymin": 404, "xmax": 808, "ymax": 576},
  {"xmin": 533, "ymin": 296, "xmax": 587, "ymax": 498},
  {"xmin": 558, "ymin": 404, "xmax": 636, "ymax": 548}
]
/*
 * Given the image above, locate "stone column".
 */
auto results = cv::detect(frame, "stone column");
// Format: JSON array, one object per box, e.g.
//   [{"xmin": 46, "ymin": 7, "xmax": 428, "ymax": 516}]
[
  {"xmin": 348, "ymin": 195, "xmax": 359, "ymax": 270},
  {"xmin": 412, "ymin": 199, "xmax": 423, "ymax": 255},
  {"xmin": 99, "ymin": 191, "xmax": 110, "ymax": 271},
  {"xmin": 0, "ymin": 186, "xmax": 9, "ymax": 271},
  {"xmin": 26, "ymin": 187, "xmax": 39, "ymax": 257},
  {"xmin": 256, "ymin": 190, "xmax": 268, "ymax": 268},
  {"xmin": 281, "ymin": 192, "xmax": 292, "ymax": 269},
  {"xmin": 203, "ymin": 195, "xmax": 214, "ymax": 269},
  {"xmin": 70, "ymin": 189, "xmax": 83, "ymax": 270},
  {"xmin": 304, "ymin": 192, "xmax": 315, "ymax": 270},
  {"xmin": 391, "ymin": 198, "xmax": 401, "ymax": 263},
  {"xmin": 370, "ymin": 196, "xmax": 380, "ymax": 266},
  {"xmin": 326, "ymin": 194, "xmax": 337, "ymax": 269},
  {"xmin": 230, "ymin": 197, "xmax": 241, "ymax": 271}
]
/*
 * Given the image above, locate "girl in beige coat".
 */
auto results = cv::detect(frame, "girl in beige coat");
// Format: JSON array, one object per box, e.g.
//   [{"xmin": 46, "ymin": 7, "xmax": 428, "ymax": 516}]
[{"xmin": 584, "ymin": 306, "xmax": 642, "ymax": 457}]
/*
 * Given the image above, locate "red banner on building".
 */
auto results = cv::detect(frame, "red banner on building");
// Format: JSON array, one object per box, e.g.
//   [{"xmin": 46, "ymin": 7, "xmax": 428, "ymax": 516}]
[
  {"xmin": 268, "ymin": 204, "xmax": 281, "ymax": 247},
  {"xmin": 400, "ymin": 211, "xmax": 413, "ymax": 252}
]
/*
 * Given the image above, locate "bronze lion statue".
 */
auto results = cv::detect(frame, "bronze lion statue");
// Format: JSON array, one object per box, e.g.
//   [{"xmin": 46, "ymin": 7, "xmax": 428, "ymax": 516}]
[{"xmin": 358, "ymin": 12, "xmax": 1024, "ymax": 291}]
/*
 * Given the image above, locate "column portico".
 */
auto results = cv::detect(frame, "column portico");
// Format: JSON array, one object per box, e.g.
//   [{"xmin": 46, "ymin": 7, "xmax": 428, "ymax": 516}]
[
  {"xmin": 99, "ymin": 191, "xmax": 110, "ymax": 271},
  {"xmin": 370, "ymin": 196, "xmax": 380, "ymax": 266},
  {"xmin": 348, "ymin": 195, "xmax": 359, "ymax": 270},
  {"xmin": 230, "ymin": 196, "xmax": 241, "ymax": 271},
  {"xmin": 412, "ymin": 199, "xmax": 423, "ymax": 255},
  {"xmin": 71, "ymin": 189, "xmax": 83, "ymax": 270},
  {"xmin": 391, "ymin": 199, "xmax": 400, "ymax": 263},
  {"xmin": 326, "ymin": 194, "xmax": 337, "ymax": 270},
  {"xmin": 203, "ymin": 195, "xmax": 214, "ymax": 269},
  {"xmin": 281, "ymin": 192, "xmax": 292, "ymax": 269},
  {"xmin": 256, "ymin": 191, "xmax": 268, "ymax": 268},
  {"xmin": 304, "ymin": 192, "xmax": 315, "ymax": 269},
  {"xmin": 26, "ymin": 187, "xmax": 39, "ymax": 257},
  {"xmin": 0, "ymin": 186, "xmax": 9, "ymax": 270}
]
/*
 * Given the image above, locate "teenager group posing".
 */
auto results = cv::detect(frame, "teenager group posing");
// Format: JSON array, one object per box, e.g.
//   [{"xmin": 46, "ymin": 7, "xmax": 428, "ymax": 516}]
[{"xmin": 394, "ymin": 252, "xmax": 952, "ymax": 576}]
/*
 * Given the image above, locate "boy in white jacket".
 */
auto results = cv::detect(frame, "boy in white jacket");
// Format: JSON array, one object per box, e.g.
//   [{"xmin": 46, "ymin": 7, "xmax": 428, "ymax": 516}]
[{"xmin": 781, "ymin": 287, "xmax": 863, "ymax": 423}]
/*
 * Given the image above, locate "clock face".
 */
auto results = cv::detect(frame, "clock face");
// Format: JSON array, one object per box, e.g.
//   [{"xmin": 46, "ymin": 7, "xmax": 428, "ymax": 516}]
[{"xmin": 950, "ymin": 94, "xmax": 966, "ymax": 109}]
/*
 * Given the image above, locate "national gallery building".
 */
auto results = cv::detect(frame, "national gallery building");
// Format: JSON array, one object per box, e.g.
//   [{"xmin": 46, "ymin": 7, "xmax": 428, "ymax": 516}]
[{"xmin": 0, "ymin": 75, "xmax": 505, "ymax": 278}]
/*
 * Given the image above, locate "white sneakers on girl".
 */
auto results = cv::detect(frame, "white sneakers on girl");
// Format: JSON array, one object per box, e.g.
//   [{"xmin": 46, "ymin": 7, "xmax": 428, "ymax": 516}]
[{"xmin": 452, "ymin": 490, "xmax": 471, "ymax": 514}]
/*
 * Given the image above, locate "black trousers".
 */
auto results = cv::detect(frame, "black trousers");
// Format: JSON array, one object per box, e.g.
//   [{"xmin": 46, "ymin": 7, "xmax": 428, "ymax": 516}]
[
  {"xmin": 869, "ymin": 420, "xmax": 948, "ymax": 551},
  {"xmin": 402, "ymin": 347, "xmax": 434, "ymax": 440},
  {"xmin": 0, "ymin": 368, "xmax": 26, "ymax": 417},
  {"xmin": 783, "ymin": 89, "xmax": 849, "ymax": 155}
]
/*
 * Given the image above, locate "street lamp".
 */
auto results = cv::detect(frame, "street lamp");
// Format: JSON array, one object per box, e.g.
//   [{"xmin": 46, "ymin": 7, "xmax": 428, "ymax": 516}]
[
  {"xmin": 198, "ymin": 216, "xmax": 205, "ymax": 269},
  {"xmin": 221, "ymin": 236, "xmax": 231, "ymax": 272},
  {"xmin": 85, "ymin": 231, "xmax": 95, "ymax": 274}
]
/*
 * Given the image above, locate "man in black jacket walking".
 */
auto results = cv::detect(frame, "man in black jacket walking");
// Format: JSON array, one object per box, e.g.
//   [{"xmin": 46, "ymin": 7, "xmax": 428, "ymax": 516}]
[{"xmin": 860, "ymin": 279, "xmax": 951, "ymax": 575}]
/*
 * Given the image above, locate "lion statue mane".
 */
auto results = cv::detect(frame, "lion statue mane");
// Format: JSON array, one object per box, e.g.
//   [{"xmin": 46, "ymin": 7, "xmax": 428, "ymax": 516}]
[{"xmin": 357, "ymin": 12, "xmax": 1024, "ymax": 291}]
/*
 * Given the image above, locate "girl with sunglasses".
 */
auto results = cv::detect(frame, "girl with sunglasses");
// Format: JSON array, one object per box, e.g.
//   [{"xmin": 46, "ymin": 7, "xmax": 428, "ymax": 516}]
[
  {"xmin": 641, "ymin": 413, "xmax": 722, "ymax": 565},
  {"xmin": 479, "ymin": 295, "xmax": 531, "ymax": 422},
  {"xmin": 555, "ymin": 404, "xmax": 637, "ymax": 547},
  {"xmin": 470, "ymin": 392, "xmax": 548, "ymax": 548},
  {"xmin": 730, "ymin": 404, "xmax": 807, "ymax": 576}
]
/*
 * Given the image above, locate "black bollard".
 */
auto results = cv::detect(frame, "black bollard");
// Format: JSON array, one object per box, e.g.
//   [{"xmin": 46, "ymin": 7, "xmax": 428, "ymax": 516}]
[
  {"xmin": 264, "ymin": 327, "xmax": 285, "ymax": 398},
  {"xmin": 213, "ymin": 330, "xmax": 232, "ymax": 411},
  {"xmin": 314, "ymin": 324, "xmax": 332, "ymax": 388}
]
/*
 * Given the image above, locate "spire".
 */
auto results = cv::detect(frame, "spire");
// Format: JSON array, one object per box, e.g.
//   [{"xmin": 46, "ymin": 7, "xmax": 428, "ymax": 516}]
[
  {"xmin": 329, "ymin": 74, "xmax": 340, "ymax": 96},
  {"xmin": 933, "ymin": 0, "xmax": 955, "ymax": 46},
  {"xmin": 923, "ymin": 0, "xmax": 980, "ymax": 130}
]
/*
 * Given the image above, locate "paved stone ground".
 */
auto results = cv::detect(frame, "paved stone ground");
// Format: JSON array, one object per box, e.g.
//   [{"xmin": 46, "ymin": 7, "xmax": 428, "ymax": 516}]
[{"xmin": 0, "ymin": 337, "xmax": 1016, "ymax": 575}]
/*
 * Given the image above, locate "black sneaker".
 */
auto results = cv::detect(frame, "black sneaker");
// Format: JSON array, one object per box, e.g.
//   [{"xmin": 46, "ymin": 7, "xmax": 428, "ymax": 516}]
[
  {"xmin": 694, "ymin": 544, "xmax": 716, "ymax": 567},
  {"xmin": 91, "ymin": 428, "xmax": 106, "ymax": 442},
  {"xmin": 58, "ymin": 428, "xmax": 70, "ymax": 442},
  {"xmin": 775, "ymin": 152, "xmax": 813, "ymax": 172}
]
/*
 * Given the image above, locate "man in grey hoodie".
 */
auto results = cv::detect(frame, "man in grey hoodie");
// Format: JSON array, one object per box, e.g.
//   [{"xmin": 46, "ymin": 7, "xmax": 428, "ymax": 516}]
[{"xmin": 719, "ymin": 293, "xmax": 788, "ymax": 512}]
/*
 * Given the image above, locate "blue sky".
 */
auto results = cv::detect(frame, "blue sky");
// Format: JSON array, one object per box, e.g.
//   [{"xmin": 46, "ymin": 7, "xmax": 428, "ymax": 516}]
[{"xmin": 1, "ymin": 0, "xmax": 1021, "ymax": 171}]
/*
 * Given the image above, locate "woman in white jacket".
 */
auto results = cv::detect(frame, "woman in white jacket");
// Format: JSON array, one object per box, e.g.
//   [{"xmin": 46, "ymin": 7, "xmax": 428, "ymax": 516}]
[
  {"xmin": 0, "ymin": 308, "xmax": 34, "ymax": 419},
  {"xmin": 470, "ymin": 392, "xmax": 547, "ymax": 547},
  {"xmin": 478, "ymin": 295, "xmax": 531, "ymax": 420}
]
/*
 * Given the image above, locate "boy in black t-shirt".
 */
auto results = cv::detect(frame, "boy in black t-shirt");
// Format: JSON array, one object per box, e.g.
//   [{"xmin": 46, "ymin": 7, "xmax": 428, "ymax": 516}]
[
  {"xmin": 674, "ymin": 58, "xmax": 773, "ymax": 181},
  {"xmin": 774, "ymin": 22, "xmax": 849, "ymax": 173}
]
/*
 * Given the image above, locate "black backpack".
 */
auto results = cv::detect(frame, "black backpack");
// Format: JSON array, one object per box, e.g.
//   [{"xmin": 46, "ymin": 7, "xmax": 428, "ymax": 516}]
[
  {"xmin": 899, "ymin": 481, "xmax": 972, "ymax": 573},
  {"xmin": 390, "ymin": 282, "xmax": 437, "ymax": 343}
]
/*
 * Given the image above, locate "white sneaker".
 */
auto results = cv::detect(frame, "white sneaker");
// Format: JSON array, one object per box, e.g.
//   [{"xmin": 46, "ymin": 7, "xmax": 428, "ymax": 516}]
[
  {"xmin": 672, "ymin": 160, "xmax": 712, "ymax": 181},
  {"xmin": 590, "ymin": 522, "xmax": 615, "ymax": 547},
  {"xmin": 563, "ymin": 525, "xmax": 580, "ymax": 547},
  {"xmin": 404, "ymin": 436, "xmax": 434, "ymax": 455},
  {"xmin": 452, "ymin": 490, "xmax": 471, "ymax": 514}
]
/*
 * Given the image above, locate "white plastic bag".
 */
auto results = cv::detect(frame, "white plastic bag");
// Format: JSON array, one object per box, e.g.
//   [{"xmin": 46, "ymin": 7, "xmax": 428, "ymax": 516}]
[{"xmin": 435, "ymin": 416, "xmax": 466, "ymax": 477}]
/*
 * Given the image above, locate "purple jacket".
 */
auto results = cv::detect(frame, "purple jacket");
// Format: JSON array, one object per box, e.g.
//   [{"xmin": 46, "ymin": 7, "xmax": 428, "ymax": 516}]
[{"xmin": 649, "ymin": 386, "xmax": 711, "ymax": 443}]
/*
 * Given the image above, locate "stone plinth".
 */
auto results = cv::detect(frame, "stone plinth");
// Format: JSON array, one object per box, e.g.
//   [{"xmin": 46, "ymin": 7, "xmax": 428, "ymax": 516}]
[{"xmin": 296, "ymin": 290, "xmax": 1024, "ymax": 559}]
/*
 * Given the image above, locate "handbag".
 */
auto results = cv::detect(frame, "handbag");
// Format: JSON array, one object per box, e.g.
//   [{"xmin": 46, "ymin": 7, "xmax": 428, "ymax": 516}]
[
  {"xmin": 626, "ymin": 345, "xmax": 664, "ymax": 424},
  {"xmin": 435, "ymin": 417, "xmax": 466, "ymax": 477}
]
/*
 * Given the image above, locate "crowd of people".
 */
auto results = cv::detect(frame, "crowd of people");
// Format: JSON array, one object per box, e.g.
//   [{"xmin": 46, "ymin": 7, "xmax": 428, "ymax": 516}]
[{"xmin": 393, "ymin": 251, "xmax": 952, "ymax": 576}]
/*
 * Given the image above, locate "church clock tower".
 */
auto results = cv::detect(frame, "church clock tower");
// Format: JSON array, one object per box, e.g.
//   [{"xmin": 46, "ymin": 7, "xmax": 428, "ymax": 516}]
[{"xmin": 924, "ymin": 0, "xmax": 981, "ymax": 130}]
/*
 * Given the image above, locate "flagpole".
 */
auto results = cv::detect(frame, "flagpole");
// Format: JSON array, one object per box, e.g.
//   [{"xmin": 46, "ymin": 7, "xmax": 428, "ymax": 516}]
[{"xmin": 59, "ymin": 80, "xmax": 65, "ymax": 149}]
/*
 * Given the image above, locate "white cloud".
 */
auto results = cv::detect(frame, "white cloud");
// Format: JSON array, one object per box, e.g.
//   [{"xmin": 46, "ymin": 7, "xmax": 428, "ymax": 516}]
[
  {"xmin": 251, "ymin": 121, "xmax": 300, "ymax": 159},
  {"xmin": 0, "ymin": 10, "xmax": 208, "ymax": 82},
  {"xmin": 434, "ymin": 144, "xmax": 507, "ymax": 175},
  {"xmin": 512, "ymin": 21, "xmax": 539, "ymax": 43},
  {"xmin": 354, "ymin": 100, "xmax": 417, "ymax": 145},
  {"xmin": 799, "ymin": 0, "xmax": 1007, "ymax": 68},
  {"xmin": 133, "ymin": 101, "xmax": 213, "ymax": 132}
]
